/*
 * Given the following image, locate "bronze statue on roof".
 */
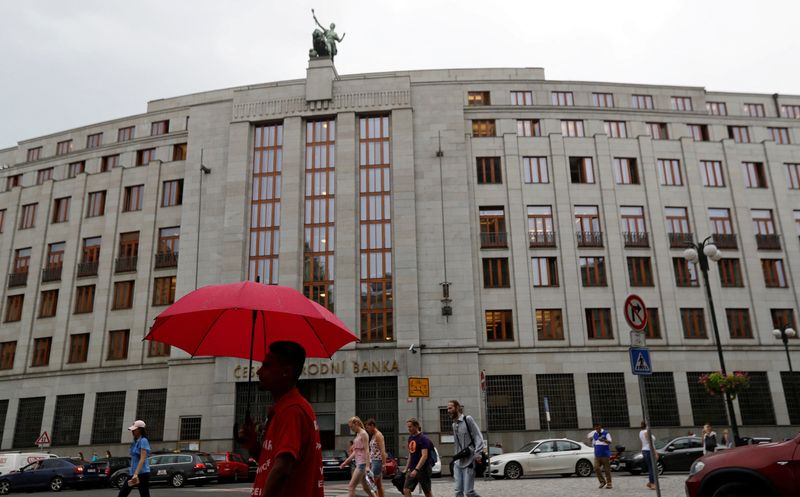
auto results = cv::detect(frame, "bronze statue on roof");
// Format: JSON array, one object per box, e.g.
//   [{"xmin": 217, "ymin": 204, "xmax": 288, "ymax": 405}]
[{"xmin": 310, "ymin": 9, "xmax": 345, "ymax": 60}]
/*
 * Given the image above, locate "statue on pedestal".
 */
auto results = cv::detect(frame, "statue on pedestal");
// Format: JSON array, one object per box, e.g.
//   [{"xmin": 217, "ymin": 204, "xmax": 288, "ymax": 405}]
[{"xmin": 310, "ymin": 9, "xmax": 345, "ymax": 60}]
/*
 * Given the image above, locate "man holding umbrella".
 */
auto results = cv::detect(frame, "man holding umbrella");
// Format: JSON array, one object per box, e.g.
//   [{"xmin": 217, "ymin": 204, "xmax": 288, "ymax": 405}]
[{"xmin": 239, "ymin": 341, "xmax": 324, "ymax": 497}]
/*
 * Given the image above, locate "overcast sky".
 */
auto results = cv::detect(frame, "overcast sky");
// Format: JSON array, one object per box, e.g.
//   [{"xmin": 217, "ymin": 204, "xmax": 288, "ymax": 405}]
[{"xmin": 2, "ymin": 0, "xmax": 798, "ymax": 148}]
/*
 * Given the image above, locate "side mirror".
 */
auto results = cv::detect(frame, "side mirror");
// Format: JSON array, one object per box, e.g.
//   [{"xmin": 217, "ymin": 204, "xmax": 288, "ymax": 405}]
[
  {"xmin": 665, "ymin": 446, "xmax": 675, "ymax": 452},
  {"xmin": 532, "ymin": 449, "xmax": 541, "ymax": 454}
]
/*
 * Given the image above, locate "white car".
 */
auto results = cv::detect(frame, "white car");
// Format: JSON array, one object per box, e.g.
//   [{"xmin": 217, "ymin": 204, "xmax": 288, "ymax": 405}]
[
  {"xmin": 431, "ymin": 447, "xmax": 441, "ymax": 477},
  {"xmin": 489, "ymin": 439, "xmax": 595, "ymax": 479}
]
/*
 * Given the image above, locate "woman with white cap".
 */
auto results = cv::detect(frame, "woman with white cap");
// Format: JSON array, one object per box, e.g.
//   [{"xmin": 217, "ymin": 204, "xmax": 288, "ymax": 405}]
[{"xmin": 117, "ymin": 419, "xmax": 151, "ymax": 497}]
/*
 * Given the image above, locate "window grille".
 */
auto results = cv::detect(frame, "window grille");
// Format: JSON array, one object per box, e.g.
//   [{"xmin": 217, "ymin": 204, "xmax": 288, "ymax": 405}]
[
  {"xmin": 587, "ymin": 373, "xmax": 630, "ymax": 427},
  {"xmin": 356, "ymin": 377, "xmax": 398, "ymax": 456},
  {"xmin": 234, "ymin": 382, "xmax": 273, "ymax": 452},
  {"xmin": 13, "ymin": 397, "xmax": 45, "ymax": 448},
  {"xmin": 136, "ymin": 389, "xmax": 167, "ymax": 441},
  {"xmin": 52, "ymin": 394, "xmax": 84, "ymax": 446},
  {"xmin": 781, "ymin": 372, "xmax": 800, "ymax": 425},
  {"xmin": 642, "ymin": 373, "xmax": 680, "ymax": 426},
  {"xmin": 485, "ymin": 375, "xmax": 525, "ymax": 431},
  {"xmin": 737, "ymin": 372, "xmax": 776, "ymax": 425},
  {"xmin": 535, "ymin": 374, "xmax": 577, "ymax": 430},
  {"xmin": 0, "ymin": 399, "xmax": 8, "ymax": 446},
  {"xmin": 439, "ymin": 407, "xmax": 451, "ymax": 433},
  {"xmin": 686, "ymin": 372, "xmax": 727, "ymax": 426},
  {"xmin": 179, "ymin": 416, "xmax": 202, "ymax": 440},
  {"xmin": 298, "ymin": 379, "xmax": 336, "ymax": 403},
  {"xmin": 91, "ymin": 391, "xmax": 126, "ymax": 444}
]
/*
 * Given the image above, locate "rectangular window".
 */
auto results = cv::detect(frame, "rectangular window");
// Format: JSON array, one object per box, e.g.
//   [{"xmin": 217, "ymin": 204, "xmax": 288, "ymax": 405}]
[
  {"xmin": 101, "ymin": 154, "xmax": 119, "ymax": 171},
  {"xmin": 701, "ymin": 160, "xmax": 725, "ymax": 187},
  {"xmin": 136, "ymin": 148, "xmax": 156, "ymax": 166},
  {"xmin": 644, "ymin": 308, "xmax": 661, "ymax": 339},
  {"xmin": 0, "ymin": 209, "xmax": 5, "ymax": 233},
  {"xmin": 123, "ymin": 185, "xmax": 144, "ymax": 212},
  {"xmin": 151, "ymin": 120, "xmax": 169, "ymax": 135},
  {"xmin": 531, "ymin": 257, "xmax": 558, "ymax": 287},
  {"xmin": 681, "ymin": 308, "xmax": 707, "ymax": 338},
  {"xmin": 107, "ymin": 330, "xmax": 129, "ymax": 360},
  {"xmin": 786, "ymin": 163, "xmax": 800, "ymax": 189},
  {"xmin": 588, "ymin": 373, "xmax": 630, "ymax": 427},
  {"xmin": 604, "ymin": 121, "xmax": 627, "ymax": 138},
  {"xmin": 26, "ymin": 147, "xmax": 42, "ymax": 161},
  {"xmin": 56, "ymin": 140, "xmax": 73, "ymax": 155},
  {"xmin": 471, "ymin": 120, "xmax": 496, "ymax": 137},
  {"xmin": 527, "ymin": 205, "xmax": 555, "ymax": 247},
  {"xmin": 179, "ymin": 416, "xmax": 202, "ymax": 440},
  {"xmin": 486, "ymin": 310, "xmax": 513, "ymax": 341},
  {"xmin": 614, "ymin": 158, "xmax": 639, "ymax": 184},
  {"xmin": 117, "ymin": 126, "xmax": 134, "ymax": 142},
  {"xmin": 781, "ymin": 372, "xmax": 800, "ymax": 425},
  {"xmin": 86, "ymin": 133, "xmax": 103, "ymax": 148},
  {"xmin": 516, "ymin": 119, "xmax": 541, "ymax": 137},
  {"xmin": 709, "ymin": 208, "xmax": 735, "ymax": 247},
  {"xmin": 769, "ymin": 127, "xmax": 791, "ymax": 144},
  {"xmin": 86, "ymin": 190, "xmax": 106, "ymax": 217},
  {"xmin": 31, "ymin": 337, "xmax": 51, "ymax": 367},
  {"xmin": 536, "ymin": 374, "xmax": 577, "ymax": 429},
  {"xmin": 620, "ymin": 206, "xmax": 647, "ymax": 246},
  {"xmin": 136, "ymin": 389, "xmax": 168, "ymax": 441},
  {"xmin": 586, "ymin": 308, "xmax": 613, "ymax": 339},
  {"xmin": 510, "ymin": 91, "xmax": 532, "ymax": 105},
  {"xmin": 74, "ymin": 285, "xmax": 95, "ymax": 314},
  {"xmin": 52, "ymin": 394, "xmax": 84, "ymax": 446},
  {"xmin": 91, "ymin": 391, "xmax": 126, "ymax": 444},
  {"xmin": 13, "ymin": 248, "xmax": 31, "ymax": 276},
  {"xmin": 762, "ymin": 259, "xmax": 787, "ymax": 288},
  {"xmin": 19, "ymin": 203, "xmax": 36, "ymax": 229},
  {"xmin": 551, "ymin": 91, "xmax": 574, "ymax": 106},
  {"xmin": 718, "ymin": 258, "xmax": 743, "ymax": 287},
  {"xmin": 112, "ymin": 281, "xmax": 134, "ymax": 309},
  {"xmin": 152, "ymin": 276, "xmax": 176, "ymax": 306},
  {"xmin": 742, "ymin": 162, "xmax": 767, "ymax": 188},
  {"xmin": 687, "ymin": 372, "xmax": 728, "ymax": 426},
  {"xmin": 0, "ymin": 341, "xmax": 16, "ymax": 370},
  {"xmin": 522, "ymin": 157, "xmax": 548, "ymax": 183},
  {"xmin": 476, "ymin": 157, "xmax": 502, "ymax": 184},
  {"xmin": 52, "ymin": 197, "xmax": 70, "ymax": 223},
  {"xmin": 36, "ymin": 168, "xmax": 53, "ymax": 184},
  {"xmin": 643, "ymin": 373, "xmax": 680, "ymax": 426},
  {"xmin": 706, "ymin": 101, "xmax": 727, "ymax": 116},
  {"xmin": 647, "ymin": 122, "xmax": 669, "ymax": 139},
  {"xmin": 161, "ymin": 179, "xmax": 183, "ymax": 207},
  {"xmin": 479, "ymin": 207, "xmax": 507, "ymax": 248},
  {"xmin": 632, "ymin": 94, "xmax": 654, "ymax": 109},
  {"xmin": 658, "ymin": 159, "xmax": 683, "ymax": 186},
  {"xmin": 482, "ymin": 258, "xmax": 510, "ymax": 288},
  {"xmin": 118, "ymin": 231, "xmax": 140, "ymax": 267},
  {"xmin": 671, "ymin": 96, "xmax": 693, "ymax": 111},
  {"xmin": 688, "ymin": 124, "xmax": 709, "ymax": 141},
  {"xmin": 156, "ymin": 227, "xmax": 180, "ymax": 268},
  {"xmin": 665, "ymin": 206, "xmax": 691, "ymax": 246},
  {"xmin": 13, "ymin": 397, "xmax": 45, "ymax": 448},
  {"xmin": 781, "ymin": 104, "xmax": 800, "ymax": 118},
  {"xmin": 569, "ymin": 157, "xmax": 594, "ymax": 183},
  {"xmin": 579, "ymin": 257, "xmax": 607, "ymax": 287},
  {"xmin": 172, "ymin": 143, "xmax": 187, "ymax": 161},
  {"xmin": 771, "ymin": 309, "xmax": 797, "ymax": 330},
  {"xmin": 81, "ymin": 236, "xmax": 101, "ymax": 265},
  {"xmin": 737, "ymin": 372, "xmax": 776, "ymax": 426},
  {"xmin": 592, "ymin": 92, "xmax": 614, "ymax": 107},
  {"xmin": 627, "ymin": 257, "xmax": 654, "ymax": 286},
  {"xmin": 752, "ymin": 209, "xmax": 776, "ymax": 235},
  {"xmin": 148, "ymin": 340, "xmax": 171, "ymax": 358},
  {"xmin": 536, "ymin": 309, "xmax": 563, "ymax": 340},
  {"xmin": 68, "ymin": 333, "xmax": 89, "ymax": 363},
  {"xmin": 467, "ymin": 91, "xmax": 490, "ymax": 105},
  {"xmin": 728, "ymin": 126, "xmax": 751, "ymax": 143},
  {"xmin": 575, "ymin": 205, "xmax": 601, "ymax": 246},
  {"xmin": 561, "ymin": 119, "xmax": 585, "ymax": 137},
  {"xmin": 5, "ymin": 174, "xmax": 22, "ymax": 190},
  {"xmin": 743, "ymin": 103, "xmax": 766, "ymax": 117},
  {"xmin": 38, "ymin": 290, "xmax": 58, "ymax": 318},
  {"xmin": 68, "ymin": 161, "xmax": 85, "ymax": 177},
  {"xmin": 795, "ymin": 210, "xmax": 800, "ymax": 236},
  {"xmin": 487, "ymin": 375, "xmax": 526, "ymax": 430},
  {"xmin": 726, "ymin": 308, "xmax": 753, "ymax": 338}
]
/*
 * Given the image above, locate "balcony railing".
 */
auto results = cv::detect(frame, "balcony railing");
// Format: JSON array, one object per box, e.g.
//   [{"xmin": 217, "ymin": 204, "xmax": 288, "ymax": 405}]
[
  {"xmin": 115, "ymin": 256, "xmax": 138, "ymax": 273},
  {"xmin": 154, "ymin": 251, "xmax": 179, "ymax": 269},
  {"xmin": 8, "ymin": 271, "xmax": 28, "ymax": 288},
  {"xmin": 41, "ymin": 265, "xmax": 63, "ymax": 282},
  {"xmin": 77, "ymin": 261, "xmax": 99, "ymax": 277},
  {"xmin": 480, "ymin": 231, "xmax": 508, "ymax": 248},
  {"xmin": 712, "ymin": 233, "xmax": 738, "ymax": 250},
  {"xmin": 623, "ymin": 232, "xmax": 649, "ymax": 248},
  {"xmin": 668, "ymin": 232, "xmax": 694, "ymax": 248},
  {"xmin": 528, "ymin": 231, "xmax": 556, "ymax": 248},
  {"xmin": 755, "ymin": 234, "xmax": 781, "ymax": 250},
  {"xmin": 577, "ymin": 231, "xmax": 604, "ymax": 248}
]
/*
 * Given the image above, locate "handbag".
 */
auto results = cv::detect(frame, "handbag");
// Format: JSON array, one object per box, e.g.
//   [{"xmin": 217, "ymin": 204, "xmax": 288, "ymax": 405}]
[
  {"xmin": 465, "ymin": 416, "xmax": 489, "ymax": 474},
  {"xmin": 391, "ymin": 472, "xmax": 405, "ymax": 493},
  {"xmin": 454, "ymin": 447, "xmax": 472, "ymax": 461}
]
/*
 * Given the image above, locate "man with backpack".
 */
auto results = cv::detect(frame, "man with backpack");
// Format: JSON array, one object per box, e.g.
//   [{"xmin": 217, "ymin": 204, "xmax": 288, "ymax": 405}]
[
  {"xmin": 448, "ymin": 400, "xmax": 485, "ymax": 497},
  {"xmin": 403, "ymin": 417, "xmax": 435, "ymax": 497}
]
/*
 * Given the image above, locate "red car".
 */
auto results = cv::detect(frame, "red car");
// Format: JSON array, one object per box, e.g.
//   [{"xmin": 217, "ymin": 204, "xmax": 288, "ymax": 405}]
[
  {"xmin": 685, "ymin": 433, "xmax": 800, "ymax": 497},
  {"xmin": 383, "ymin": 454, "xmax": 398, "ymax": 477},
  {"xmin": 210, "ymin": 452, "xmax": 249, "ymax": 482}
]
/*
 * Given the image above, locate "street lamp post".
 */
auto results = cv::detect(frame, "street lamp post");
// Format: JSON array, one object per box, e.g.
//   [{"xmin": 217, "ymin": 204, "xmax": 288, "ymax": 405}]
[
  {"xmin": 684, "ymin": 236, "xmax": 741, "ymax": 446},
  {"xmin": 772, "ymin": 326, "xmax": 796, "ymax": 372}
]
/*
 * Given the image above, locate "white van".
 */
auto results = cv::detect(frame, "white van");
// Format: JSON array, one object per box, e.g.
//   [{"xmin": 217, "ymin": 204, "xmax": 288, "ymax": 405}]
[{"xmin": 0, "ymin": 452, "xmax": 58, "ymax": 475}]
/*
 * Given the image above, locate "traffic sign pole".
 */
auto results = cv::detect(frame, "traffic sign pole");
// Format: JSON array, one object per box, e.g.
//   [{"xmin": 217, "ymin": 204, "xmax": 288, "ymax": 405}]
[{"xmin": 638, "ymin": 373, "xmax": 662, "ymax": 497}]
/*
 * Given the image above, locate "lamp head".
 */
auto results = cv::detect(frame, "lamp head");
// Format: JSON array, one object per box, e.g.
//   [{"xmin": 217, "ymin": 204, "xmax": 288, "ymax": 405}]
[
  {"xmin": 786, "ymin": 328, "xmax": 797, "ymax": 338},
  {"xmin": 703, "ymin": 244, "xmax": 719, "ymax": 258},
  {"xmin": 683, "ymin": 247, "xmax": 699, "ymax": 263}
]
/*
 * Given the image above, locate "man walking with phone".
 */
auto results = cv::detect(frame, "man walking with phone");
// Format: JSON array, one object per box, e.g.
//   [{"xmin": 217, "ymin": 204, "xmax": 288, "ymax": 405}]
[
  {"xmin": 448, "ymin": 400, "xmax": 484, "ymax": 497},
  {"xmin": 587, "ymin": 423, "xmax": 613, "ymax": 489}
]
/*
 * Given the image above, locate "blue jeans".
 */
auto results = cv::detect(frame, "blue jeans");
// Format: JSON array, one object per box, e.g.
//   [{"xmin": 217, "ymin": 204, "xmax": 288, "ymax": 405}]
[
  {"xmin": 642, "ymin": 450, "xmax": 655, "ymax": 484},
  {"xmin": 453, "ymin": 463, "xmax": 481, "ymax": 497}
]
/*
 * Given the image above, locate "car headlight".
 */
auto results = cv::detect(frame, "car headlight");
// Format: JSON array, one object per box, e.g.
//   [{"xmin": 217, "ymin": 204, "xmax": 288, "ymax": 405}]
[
  {"xmin": 490, "ymin": 460, "xmax": 501, "ymax": 466},
  {"xmin": 689, "ymin": 461, "xmax": 705, "ymax": 476},
  {"xmin": 633, "ymin": 453, "xmax": 643, "ymax": 461}
]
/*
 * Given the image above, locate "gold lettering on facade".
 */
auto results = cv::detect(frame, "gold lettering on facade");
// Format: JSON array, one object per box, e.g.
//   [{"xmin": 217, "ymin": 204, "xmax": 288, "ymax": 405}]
[{"xmin": 235, "ymin": 359, "xmax": 400, "ymax": 380}]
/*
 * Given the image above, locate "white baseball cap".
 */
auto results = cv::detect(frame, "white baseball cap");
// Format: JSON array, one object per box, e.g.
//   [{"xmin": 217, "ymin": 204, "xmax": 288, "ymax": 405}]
[{"xmin": 128, "ymin": 420, "xmax": 146, "ymax": 431}]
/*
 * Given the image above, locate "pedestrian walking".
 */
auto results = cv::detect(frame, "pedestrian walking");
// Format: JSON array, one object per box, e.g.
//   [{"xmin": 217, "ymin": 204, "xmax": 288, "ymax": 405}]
[
  {"xmin": 587, "ymin": 423, "xmax": 613, "ymax": 489},
  {"xmin": 702, "ymin": 424, "xmax": 717, "ymax": 454},
  {"xmin": 366, "ymin": 419, "xmax": 387, "ymax": 497},
  {"xmin": 340, "ymin": 416, "xmax": 375, "ymax": 497},
  {"xmin": 719, "ymin": 429, "xmax": 731, "ymax": 450},
  {"xmin": 91, "ymin": 451, "xmax": 99, "ymax": 462},
  {"xmin": 639, "ymin": 421, "xmax": 657, "ymax": 491},
  {"xmin": 116, "ymin": 420, "xmax": 151, "ymax": 497},
  {"xmin": 237, "ymin": 341, "xmax": 324, "ymax": 497},
  {"xmin": 77, "ymin": 451, "xmax": 85, "ymax": 461},
  {"xmin": 403, "ymin": 417, "xmax": 434, "ymax": 497},
  {"xmin": 105, "ymin": 450, "xmax": 113, "ymax": 459},
  {"xmin": 448, "ymin": 400, "xmax": 484, "ymax": 497}
]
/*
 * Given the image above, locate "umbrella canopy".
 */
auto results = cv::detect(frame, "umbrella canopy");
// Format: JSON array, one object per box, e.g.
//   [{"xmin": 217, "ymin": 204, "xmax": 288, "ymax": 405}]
[{"xmin": 145, "ymin": 281, "xmax": 357, "ymax": 360}]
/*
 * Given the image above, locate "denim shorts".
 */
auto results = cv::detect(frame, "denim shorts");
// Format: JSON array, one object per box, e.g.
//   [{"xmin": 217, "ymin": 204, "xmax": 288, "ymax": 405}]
[
  {"xmin": 356, "ymin": 463, "xmax": 367, "ymax": 472},
  {"xmin": 371, "ymin": 460, "xmax": 382, "ymax": 475}
]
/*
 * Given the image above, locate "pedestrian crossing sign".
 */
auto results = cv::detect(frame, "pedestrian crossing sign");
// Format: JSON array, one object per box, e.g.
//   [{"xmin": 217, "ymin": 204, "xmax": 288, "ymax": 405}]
[{"xmin": 630, "ymin": 347, "xmax": 653, "ymax": 376}]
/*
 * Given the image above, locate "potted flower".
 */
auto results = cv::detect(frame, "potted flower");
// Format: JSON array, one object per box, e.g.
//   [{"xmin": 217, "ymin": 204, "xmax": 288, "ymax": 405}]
[{"xmin": 698, "ymin": 371, "xmax": 749, "ymax": 399}]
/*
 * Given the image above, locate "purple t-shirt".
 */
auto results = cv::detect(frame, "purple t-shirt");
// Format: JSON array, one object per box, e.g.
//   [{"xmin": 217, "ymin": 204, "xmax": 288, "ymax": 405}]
[{"xmin": 407, "ymin": 433, "xmax": 433, "ymax": 469}]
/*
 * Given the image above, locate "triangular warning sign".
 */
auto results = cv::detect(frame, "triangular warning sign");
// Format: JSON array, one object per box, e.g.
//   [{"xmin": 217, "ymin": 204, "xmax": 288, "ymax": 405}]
[
  {"xmin": 634, "ymin": 353, "xmax": 651, "ymax": 373},
  {"xmin": 35, "ymin": 431, "xmax": 50, "ymax": 445}
]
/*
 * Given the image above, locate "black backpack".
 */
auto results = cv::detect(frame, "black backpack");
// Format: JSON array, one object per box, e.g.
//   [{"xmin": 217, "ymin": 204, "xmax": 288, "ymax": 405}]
[{"xmin": 427, "ymin": 438, "xmax": 438, "ymax": 466}]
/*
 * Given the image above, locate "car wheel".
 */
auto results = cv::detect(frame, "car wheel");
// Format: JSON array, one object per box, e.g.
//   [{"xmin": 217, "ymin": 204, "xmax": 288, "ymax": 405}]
[
  {"xmin": 171, "ymin": 472, "xmax": 186, "ymax": 488},
  {"xmin": 233, "ymin": 471, "xmax": 240, "ymax": 483},
  {"xmin": 575, "ymin": 459, "xmax": 593, "ymax": 477},
  {"xmin": 711, "ymin": 481, "xmax": 757, "ymax": 497},
  {"xmin": 656, "ymin": 461, "xmax": 664, "ymax": 476},
  {"xmin": 113, "ymin": 474, "xmax": 127, "ymax": 488},
  {"xmin": 0, "ymin": 481, "xmax": 9, "ymax": 495},
  {"xmin": 50, "ymin": 476, "xmax": 64, "ymax": 492},
  {"xmin": 504, "ymin": 462, "xmax": 522, "ymax": 480}
]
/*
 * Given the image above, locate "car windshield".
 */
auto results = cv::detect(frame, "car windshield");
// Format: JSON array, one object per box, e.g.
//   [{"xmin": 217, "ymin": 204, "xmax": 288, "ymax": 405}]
[
  {"xmin": 654, "ymin": 439, "xmax": 669, "ymax": 449},
  {"xmin": 199, "ymin": 454, "xmax": 216, "ymax": 464},
  {"xmin": 518, "ymin": 441, "xmax": 541, "ymax": 452},
  {"xmin": 211, "ymin": 454, "xmax": 226, "ymax": 461},
  {"xmin": 322, "ymin": 450, "xmax": 343, "ymax": 458}
]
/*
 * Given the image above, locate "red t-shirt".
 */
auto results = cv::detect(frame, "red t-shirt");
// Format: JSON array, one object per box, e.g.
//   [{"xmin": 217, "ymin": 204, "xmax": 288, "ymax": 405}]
[{"xmin": 250, "ymin": 388, "xmax": 324, "ymax": 497}]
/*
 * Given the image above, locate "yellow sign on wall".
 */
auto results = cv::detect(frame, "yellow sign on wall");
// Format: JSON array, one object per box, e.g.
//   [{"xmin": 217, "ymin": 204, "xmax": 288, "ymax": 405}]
[{"xmin": 408, "ymin": 377, "xmax": 430, "ymax": 398}]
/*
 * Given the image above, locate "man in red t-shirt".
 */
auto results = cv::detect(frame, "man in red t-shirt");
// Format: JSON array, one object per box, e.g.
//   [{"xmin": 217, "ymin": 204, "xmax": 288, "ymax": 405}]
[{"xmin": 238, "ymin": 341, "xmax": 324, "ymax": 497}]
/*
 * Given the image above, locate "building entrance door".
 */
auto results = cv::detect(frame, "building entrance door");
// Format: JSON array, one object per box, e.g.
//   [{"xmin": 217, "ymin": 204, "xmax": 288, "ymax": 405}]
[{"xmin": 356, "ymin": 377, "xmax": 398, "ymax": 457}]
